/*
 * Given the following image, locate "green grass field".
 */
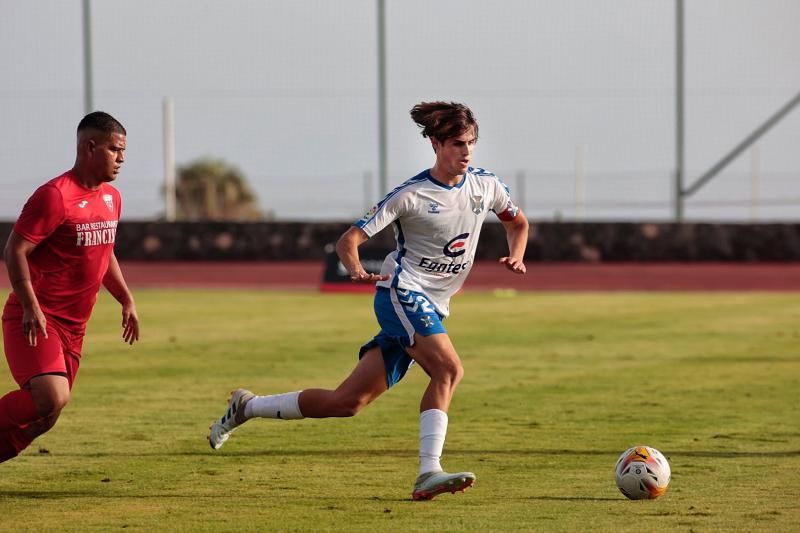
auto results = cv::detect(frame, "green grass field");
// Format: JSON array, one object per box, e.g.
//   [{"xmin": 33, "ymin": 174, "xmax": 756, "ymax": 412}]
[{"xmin": 0, "ymin": 289, "xmax": 798, "ymax": 532}]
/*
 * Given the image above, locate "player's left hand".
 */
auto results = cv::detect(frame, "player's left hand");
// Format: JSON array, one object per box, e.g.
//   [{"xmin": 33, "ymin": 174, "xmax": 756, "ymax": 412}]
[
  {"xmin": 121, "ymin": 301, "xmax": 140, "ymax": 345},
  {"xmin": 499, "ymin": 256, "xmax": 526, "ymax": 274}
]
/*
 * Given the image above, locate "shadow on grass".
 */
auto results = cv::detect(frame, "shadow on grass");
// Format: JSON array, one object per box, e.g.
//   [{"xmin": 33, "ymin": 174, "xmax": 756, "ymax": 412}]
[
  {"xmin": 0, "ymin": 490, "xmax": 213, "ymax": 500},
  {"xmin": 0, "ymin": 489, "xmax": 622, "ymax": 504},
  {"xmin": 41, "ymin": 448, "xmax": 800, "ymax": 459},
  {"xmin": 526, "ymin": 495, "xmax": 621, "ymax": 502},
  {"xmin": 0, "ymin": 489, "xmax": 429, "ymax": 504}
]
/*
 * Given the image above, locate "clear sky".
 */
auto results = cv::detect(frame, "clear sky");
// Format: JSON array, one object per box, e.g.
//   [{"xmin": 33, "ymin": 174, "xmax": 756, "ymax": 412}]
[{"xmin": 1, "ymin": 0, "xmax": 798, "ymax": 222}]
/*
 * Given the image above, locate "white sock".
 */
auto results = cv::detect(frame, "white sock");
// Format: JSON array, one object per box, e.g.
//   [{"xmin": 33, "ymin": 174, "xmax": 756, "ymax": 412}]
[
  {"xmin": 244, "ymin": 391, "xmax": 304, "ymax": 420},
  {"xmin": 419, "ymin": 408, "xmax": 448, "ymax": 476}
]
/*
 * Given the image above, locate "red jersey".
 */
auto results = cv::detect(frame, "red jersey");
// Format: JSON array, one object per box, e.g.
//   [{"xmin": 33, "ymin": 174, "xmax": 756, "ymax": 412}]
[{"xmin": 5, "ymin": 170, "xmax": 121, "ymax": 329}]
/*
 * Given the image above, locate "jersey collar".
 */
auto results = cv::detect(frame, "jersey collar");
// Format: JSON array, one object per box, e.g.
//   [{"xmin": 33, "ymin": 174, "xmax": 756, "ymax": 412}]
[{"xmin": 426, "ymin": 169, "xmax": 467, "ymax": 190}]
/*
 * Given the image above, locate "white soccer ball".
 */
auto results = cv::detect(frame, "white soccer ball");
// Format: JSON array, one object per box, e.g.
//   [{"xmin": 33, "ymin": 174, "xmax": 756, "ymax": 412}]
[{"xmin": 614, "ymin": 445, "xmax": 671, "ymax": 500}]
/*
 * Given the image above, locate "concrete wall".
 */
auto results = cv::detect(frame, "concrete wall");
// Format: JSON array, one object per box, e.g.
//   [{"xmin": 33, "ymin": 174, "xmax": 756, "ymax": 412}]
[{"xmin": 1, "ymin": 221, "xmax": 798, "ymax": 262}]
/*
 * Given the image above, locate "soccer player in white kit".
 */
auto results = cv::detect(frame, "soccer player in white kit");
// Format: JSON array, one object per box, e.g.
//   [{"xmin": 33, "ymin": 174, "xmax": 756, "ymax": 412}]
[{"xmin": 209, "ymin": 102, "xmax": 529, "ymax": 500}]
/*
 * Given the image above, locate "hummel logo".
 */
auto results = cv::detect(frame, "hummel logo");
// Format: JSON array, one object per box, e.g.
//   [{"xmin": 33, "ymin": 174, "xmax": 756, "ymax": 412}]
[{"xmin": 78, "ymin": 201, "xmax": 88, "ymax": 208}]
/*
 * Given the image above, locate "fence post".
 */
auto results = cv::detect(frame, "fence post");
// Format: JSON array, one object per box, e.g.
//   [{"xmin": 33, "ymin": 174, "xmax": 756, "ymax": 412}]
[
  {"xmin": 575, "ymin": 144, "xmax": 585, "ymax": 220},
  {"xmin": 750, "ymin": 145, "xmax": 760, "ymax": 222},
  {"xmin": 163, "ymin": 97, "xmax": 176, "ymax": 222}
]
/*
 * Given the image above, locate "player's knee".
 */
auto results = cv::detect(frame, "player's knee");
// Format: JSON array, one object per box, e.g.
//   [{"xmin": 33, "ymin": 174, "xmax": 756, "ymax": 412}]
[
  {"xmin": 336, "ymin": 395, "xmax": 369, "ymax": 417},
  {"xmin": 31, "ymin": 388, "xmax": 70, "ymax": 417},
  {"xmin": 453, "ymin": 360, "xmax": 464, "ymax": 384},
  {"xmin": 435, "ymin": 356, "xmax": 463, "ymax": 386},
  {"xmin": 329, "ymin": 387, "xmax": 376, "ymax": 417},
  {"xmin": 449, "ymin": 359, "xmax": 464, "ymax": 386}
]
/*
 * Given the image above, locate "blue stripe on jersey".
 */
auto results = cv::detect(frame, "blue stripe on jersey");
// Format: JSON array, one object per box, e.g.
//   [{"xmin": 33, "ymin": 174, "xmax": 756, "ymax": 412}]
[
  {"xmin": 391, "ymin": 220, "xmax": 406, "ymax": 288},
  {"xmin": 354, "ymin": 170, "xmax": 430, "ymax": 228},
  {"xmin": 469, "ymin": 166, "xmax": 494, "ymax": 177},
  {"xmin": 470, "ymin": 166, "xmax": 513, "ymax": 213},
  {"xmin": 471, "ymin": 166, "xmax": 511, "ymax": 194}
]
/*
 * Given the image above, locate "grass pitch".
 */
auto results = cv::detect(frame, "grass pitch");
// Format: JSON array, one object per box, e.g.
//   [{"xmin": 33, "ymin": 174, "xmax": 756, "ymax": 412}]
[{"xmin": 0, "ymin": 289, "xmax": 798, "ymax": 531}]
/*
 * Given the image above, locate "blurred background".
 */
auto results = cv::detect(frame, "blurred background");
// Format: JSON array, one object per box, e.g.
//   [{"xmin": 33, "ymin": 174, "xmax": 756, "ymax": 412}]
[{"xmin": 2, "ymin": 0, "xmax": 798, "ymax": 225}]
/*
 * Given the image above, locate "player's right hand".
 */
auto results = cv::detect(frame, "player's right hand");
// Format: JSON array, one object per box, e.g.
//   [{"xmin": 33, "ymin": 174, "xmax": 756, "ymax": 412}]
[
  {"xmin": 22, "ymin": 307, "xmax": 48, "ymax": 347},
  {"xmin": 350, "ymin": 270, "xmax": 390, "ymax": 283}
]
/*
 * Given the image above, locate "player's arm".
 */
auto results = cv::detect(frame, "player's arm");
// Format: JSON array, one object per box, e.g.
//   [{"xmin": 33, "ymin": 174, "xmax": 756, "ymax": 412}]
[
  {"xmin": 3, "ymin": 231, "xmax": 48, "ymax": 346},
  {"xmin": 497, "ymin": 209, "xmax": 529, "ymax": 274},
  {"xmin": 335, "ymin": 226, "xmax": 389, "ymax": 283},
  {"xmin": 103, "ymin": 252, "xmax": 139, "ymax": 345}
]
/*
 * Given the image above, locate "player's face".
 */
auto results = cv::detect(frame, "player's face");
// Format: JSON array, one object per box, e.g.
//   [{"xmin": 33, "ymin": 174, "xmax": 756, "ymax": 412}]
[
  {"xmin": 432, "ymin": 128, "xmax": 476, "ymax": 178},
  {"xmin": 89, "ymin": 132, "xmax": 126, "ymax": 183}
]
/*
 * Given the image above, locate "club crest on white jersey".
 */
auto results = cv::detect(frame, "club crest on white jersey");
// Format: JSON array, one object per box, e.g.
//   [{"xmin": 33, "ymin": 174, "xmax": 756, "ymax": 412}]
[{"xmin": 470, "ymin": 195, "xmax": 484, "ymax": 214}]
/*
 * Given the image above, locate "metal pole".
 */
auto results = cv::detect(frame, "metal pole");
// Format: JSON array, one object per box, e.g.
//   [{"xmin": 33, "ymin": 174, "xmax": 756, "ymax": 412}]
[
  {"xmin": 163, "ymin": 98, "xmax": 177, "ymax": 221},
  {"xmin": 684, "ymin": 89, "xmax": 800, "ymax": 197},
  {"xmin": 376, "ymin": 0, "xmax": 388, "ymax": 197},
  {"xmin": 750, "ymin": 145, "xmax": 759, "ymax": 222},
  {"xmin": 575, "ymin": 144, "xmax": 585, "ymax": 220},
  {"xmin": 674, "ymin": 0, "xmax": 685, "ymax": 221},
  {"xmin": 82, "ymin": 0, "xmax": 94, "ymax": 114}
]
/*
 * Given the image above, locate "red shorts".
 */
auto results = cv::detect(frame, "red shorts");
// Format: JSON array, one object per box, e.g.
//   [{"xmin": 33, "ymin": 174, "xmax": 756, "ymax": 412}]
[{"xmin": 2, "ymin": 312, "xmax": 84, "ymax": 389}]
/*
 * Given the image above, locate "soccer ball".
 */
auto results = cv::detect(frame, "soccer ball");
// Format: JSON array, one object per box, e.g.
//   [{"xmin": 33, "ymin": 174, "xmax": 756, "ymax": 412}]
[{"xmin": 614, "ymin": 445, "xmax": 671, "ymax": 500}]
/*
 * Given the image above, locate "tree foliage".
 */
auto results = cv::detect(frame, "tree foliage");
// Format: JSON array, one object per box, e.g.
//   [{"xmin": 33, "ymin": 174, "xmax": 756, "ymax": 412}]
[{"xmin": 174, "ymin": 158, "xmax": 263, "ymax": 221}]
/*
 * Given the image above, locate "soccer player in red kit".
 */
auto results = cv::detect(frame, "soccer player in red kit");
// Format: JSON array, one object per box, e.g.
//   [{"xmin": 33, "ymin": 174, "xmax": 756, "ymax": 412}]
[{"xmin": 0, "ymin": 111, "xmax": 140, "ymax": 463}]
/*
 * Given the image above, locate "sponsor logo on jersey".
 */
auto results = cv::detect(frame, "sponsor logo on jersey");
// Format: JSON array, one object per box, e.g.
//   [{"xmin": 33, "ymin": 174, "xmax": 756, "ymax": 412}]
[
  {"xmin": 470, "ymin": 195, "xmax": 484, "ymax": 214},
  {"xmin": 443, "ymin": 233, "xmax": 470, "ymax": 258},
  {"xmin": 428, "ymin": 202, "xmax": 440, "ymax": 214},
  {"xmin": 418, "ymin": 257, "xmax": 470, "ymax": 275},
  {"xmin": 78, "ymin": 200, "xmax": 88, "ymax": 208},
  {"xmin": 75, "ymin": 220, "xmax": 118, "ymax": 247},
  {"xmin": 359, "ymin": 204, "xmax": 378, "ymax": 223},
  {"xmin": 420, "ymin": 316, "xmax": 434, "ymax": 328},
  {"xmin": 416, "ymin": 232, "xmax": 472, "ymax": 275},
  {"xmin": 103, "ymin": 194, "xmax": 114, "ymax": 212}
]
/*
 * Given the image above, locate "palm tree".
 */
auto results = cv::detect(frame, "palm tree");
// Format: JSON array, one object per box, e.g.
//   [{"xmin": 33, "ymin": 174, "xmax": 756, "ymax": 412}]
[{"xmin": 174, "ymin": 158, "xmax": 263, "ymax": 221}]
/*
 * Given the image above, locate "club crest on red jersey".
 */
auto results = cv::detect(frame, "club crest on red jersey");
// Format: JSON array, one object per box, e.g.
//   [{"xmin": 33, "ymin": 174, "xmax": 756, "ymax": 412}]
[{"xmin": 103, "ymin": 194, "xmax": 113, "ymax": 212}]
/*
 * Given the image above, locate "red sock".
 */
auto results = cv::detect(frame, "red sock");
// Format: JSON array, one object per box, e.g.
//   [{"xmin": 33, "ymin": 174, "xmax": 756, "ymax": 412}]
[
  {"xmin": 0, "ymin": 389, "xmax": 40, "ymax": 431},
  {"xmin": 6, "ymin": 428, "xmax": 33, "ymax": 454},
  {"xmin": 0, "ymin": 433, "xmax": 17, "ymax": 463},
  {"xmin": 0, "ymin": 428, "xmax": 34, "ymax": 463}
]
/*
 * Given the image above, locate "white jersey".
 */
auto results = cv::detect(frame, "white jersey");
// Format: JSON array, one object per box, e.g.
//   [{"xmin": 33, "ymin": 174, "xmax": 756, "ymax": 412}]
[{"xmin": 355, "ymin": 167, "xmax": 519, "ymax": 317}]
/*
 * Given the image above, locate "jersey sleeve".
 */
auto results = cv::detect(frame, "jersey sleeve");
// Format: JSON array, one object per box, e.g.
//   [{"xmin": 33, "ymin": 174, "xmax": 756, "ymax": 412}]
[
  {"xmin": 13, "ymin": 184, "xmax": 66, "ymax": 244},
  {"xmin": 488, "ymin": 175, "xmax": 520, "ymax": 221},
  {"xmin": 354, "ymin": 191, "xmax": 408, "ymax": 237}
]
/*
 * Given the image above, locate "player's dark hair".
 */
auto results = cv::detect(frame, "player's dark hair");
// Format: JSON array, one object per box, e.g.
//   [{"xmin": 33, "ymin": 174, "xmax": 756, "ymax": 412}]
[
  {"xmin": 77, "ymin": 111, "xmax": 126, "ymax": 136},
  {"xmin": 410, "ymin": 101, "xmax": 478, "ymax": 142}
]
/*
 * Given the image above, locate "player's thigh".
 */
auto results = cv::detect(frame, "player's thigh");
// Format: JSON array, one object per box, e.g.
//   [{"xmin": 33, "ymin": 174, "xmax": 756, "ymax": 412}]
[
  {"xmin": 335, "ymin": 346, "xmax": 388, "ymax": 403},
  {"xmin": 2, "ymin": 316, "xmax": 67, "ymax": 388},
  {"xmin": 406, "ymin": 333, "xmax": 462, "ymax": 377}
]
